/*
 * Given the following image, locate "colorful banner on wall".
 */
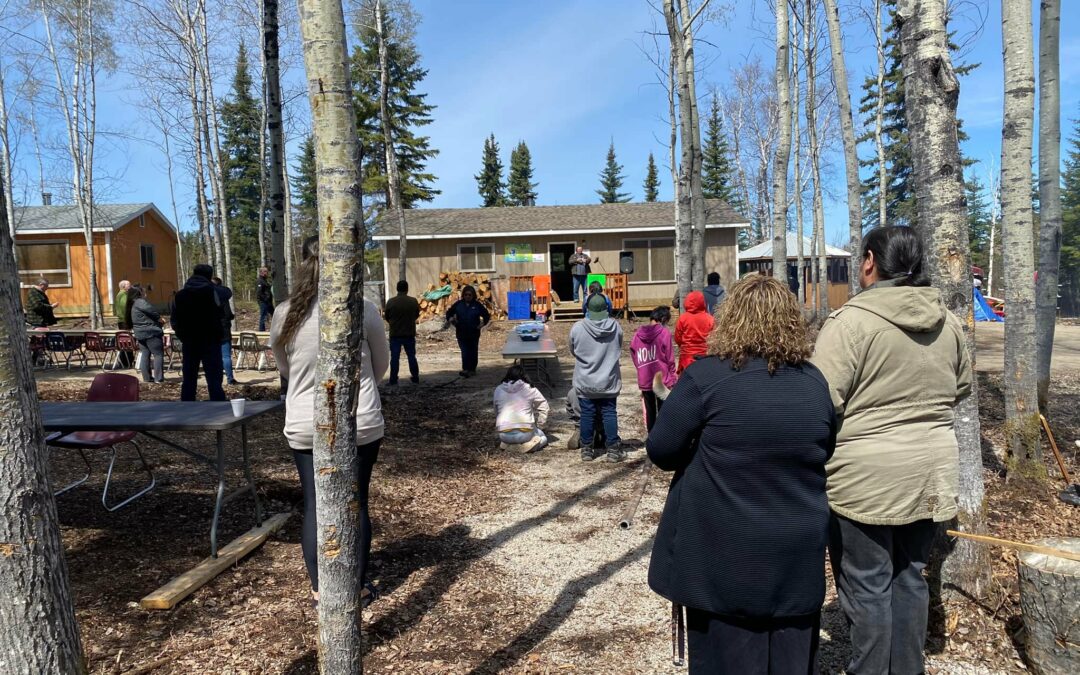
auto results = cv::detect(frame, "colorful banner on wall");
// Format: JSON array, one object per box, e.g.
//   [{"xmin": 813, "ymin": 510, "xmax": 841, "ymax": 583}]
[{"xmin": 504, "ymin": 243, "xmax": 533, "ymax": 262}]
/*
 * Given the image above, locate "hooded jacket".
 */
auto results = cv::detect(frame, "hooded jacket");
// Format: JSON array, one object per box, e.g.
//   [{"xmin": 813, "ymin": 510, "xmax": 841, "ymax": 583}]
[
  {"xmin": 131, "ymin": 298, "xmax": 164, "ymax": 340},
  {"xmin": 702, "ymin": 283, "xmax": 726, "ymax": 315},
  {"xmin": 811, "ymin": 284, "xmax": 972, "ymax": 526},
  {"xmin": 674, "ymin": 291, "xmax": 714, "ymax": 373},
  {"xmin": 170, "ymin": 275, "xmax": 224, "ymax": 346},
  {"xmin": 569, "ymin": 316, "xmax": 623, "ymax": 398},
  {"xmin": 631, "ymin": 323, "xmax": 676, "ymax": 391},
  {"xmin": 493, "ymin": 379, "xmax": 550, "ymax": 432}
]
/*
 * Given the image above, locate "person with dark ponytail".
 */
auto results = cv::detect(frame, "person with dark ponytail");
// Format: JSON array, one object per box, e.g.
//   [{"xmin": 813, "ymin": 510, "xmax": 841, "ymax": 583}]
[{"xmin": 811, "ymin": 226, "xmax": 972, "ymax": 674}]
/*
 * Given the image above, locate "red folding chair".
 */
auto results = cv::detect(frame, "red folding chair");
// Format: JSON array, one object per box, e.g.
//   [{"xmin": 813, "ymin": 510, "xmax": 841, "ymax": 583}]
[
  {"xmin": 112, "ymin": 331, "xmax": 137, "ymax": 370},
  {"xmin": 82, "ymin": 332, "xmax": 112, "ymax": 368},
  {"xmin": 48, "ymin": 373, "xmax": 155, "ymax": 511}
]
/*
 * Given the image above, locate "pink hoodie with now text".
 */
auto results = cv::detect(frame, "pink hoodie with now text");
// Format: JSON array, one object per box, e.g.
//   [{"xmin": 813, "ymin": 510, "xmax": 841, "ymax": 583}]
[{"xmin": 630, "ymin": 323, "xmax": 677, "ymax": 392}]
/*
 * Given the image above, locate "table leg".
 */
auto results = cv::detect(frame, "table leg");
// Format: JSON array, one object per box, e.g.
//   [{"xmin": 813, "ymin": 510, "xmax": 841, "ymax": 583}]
[
  {"xmin": 210, "ymin": 430, "xmax": 226, "ymax": 558},
  {"xmin": 241, "ymin": 424, "xmax": 264, "ymax": 525}
]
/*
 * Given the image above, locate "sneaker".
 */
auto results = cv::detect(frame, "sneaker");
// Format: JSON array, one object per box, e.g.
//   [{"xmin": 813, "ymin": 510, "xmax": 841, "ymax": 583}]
[
  {"xmin": 410, "ymin": 376, "xmax": 420, "ymax": 384},
  {"xmin": 227, "ymin": 379, "xmax": 239, "ymax": 385},
  {"xmin": 580, "ymin": 446, "xmax": 602, "ymax": 462},
  {"xmin": 605, "ymin": 444, "xmax": 628, "ymax": 463},
  {"xmin": 567, "ymin": 431, "xmax": 580, "ymax": 450}
]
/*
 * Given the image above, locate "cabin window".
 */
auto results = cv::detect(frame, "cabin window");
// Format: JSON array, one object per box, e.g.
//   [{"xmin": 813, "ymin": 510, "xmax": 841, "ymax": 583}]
[
  {"xmin": 458, "ymin": 243, "xmax": 494, "ymax": 272},
  {"xmin": 623, "ymin": 238, "xmax": 675, "ymax": 283},
  {"xmin": 140, "ymin": 244, "xmax": 156, "ymax": 270},
  {"xmin": 16, "ymin": 241, "xmax": 71, "ymax": 287}
]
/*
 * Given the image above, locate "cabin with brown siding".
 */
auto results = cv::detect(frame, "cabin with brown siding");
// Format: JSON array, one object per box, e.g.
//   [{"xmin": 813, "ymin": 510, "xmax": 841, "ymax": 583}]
[
  {"xmin": 375, "ymin": 200, "xmax": 748, "ymax": 311},
  {"xmin": 14, "ymin": 203, "xmax": 180, "ymax": 317},
  {"xmin": 737, "ymin": 234, "xmax": 852, "ymax": 310}
]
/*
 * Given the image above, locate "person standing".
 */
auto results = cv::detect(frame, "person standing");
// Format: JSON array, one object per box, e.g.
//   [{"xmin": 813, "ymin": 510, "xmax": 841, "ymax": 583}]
[
  {"xmin": 674, "ymin": 290, "xmax": 714, "ymax": 373},
  {"xmin": 256, "ymin": 266, "xmax": 275, "ymax": 331},
  {"xmin": 114, "ymin": 280, "xmax": 131, "ymax": 329},
  {"xmin": 648, "ymin": 274, "xmax": 835, "ymax": 674},
  {"xmin": 212, "ymin": 277, "xmax": 238, "ymax": 385},
  {"xmin": 25, "ymin": 278, "xmax": 60, "ymax": 328},
  {"xmin": 128, "ymin": 285, "xmax": 165, "ymax": 383},
  {"xmin": 631, "ymin": 306, "xmax": 676, "ymax": 432},
  {"xmin": 568, "ymin": 246, "xmax": 592, "ymax": 302},
  {"xmin": 446, "ymin": 284, "xmax": 490, "ymax": 377},
  {"xmin": 811, "ymin": 226, "xmax": 971, "ymax": 675},
  {"xmin": 384, "ymin": 280, "xmax": 421, "ymax": 385},
  {"xmin": 170, "ymin": 264, "xmax": 226, "ymax": 401},
  {"xmin": 702, "ymin": 272, "xmax": 726, "ymax": 316},
  {"xmin": 570, "ymin": 294, "xmax": 626, "ymax": 462},
  {"xmin": 271, "ymin": 236, "xmax": 389, "ymax": 607}
]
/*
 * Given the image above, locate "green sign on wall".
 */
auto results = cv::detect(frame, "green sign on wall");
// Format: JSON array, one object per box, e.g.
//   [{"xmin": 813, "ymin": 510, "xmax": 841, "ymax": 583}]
[{"xmin": 504, "ymin": 243, "xmax": 533, "ymax": 262}]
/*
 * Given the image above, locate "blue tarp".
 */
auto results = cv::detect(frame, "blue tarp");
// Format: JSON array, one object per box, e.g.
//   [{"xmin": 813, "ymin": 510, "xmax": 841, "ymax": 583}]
[{"xmin": 974, "ymin": 287, "xmax": 1003, "ymax": 322}]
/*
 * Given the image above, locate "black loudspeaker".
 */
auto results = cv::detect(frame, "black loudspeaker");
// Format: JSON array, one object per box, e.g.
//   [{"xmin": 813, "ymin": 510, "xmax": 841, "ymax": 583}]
[{"xmin": 619, "ymin": 251, "xmax": 634, "ymax": 274}]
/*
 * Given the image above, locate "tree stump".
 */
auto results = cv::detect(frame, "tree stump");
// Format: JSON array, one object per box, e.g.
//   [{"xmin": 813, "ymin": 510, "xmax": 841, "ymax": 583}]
[{"xmin": 1018, "ymin": 537, "xmax": 1080, "ymax": 674}]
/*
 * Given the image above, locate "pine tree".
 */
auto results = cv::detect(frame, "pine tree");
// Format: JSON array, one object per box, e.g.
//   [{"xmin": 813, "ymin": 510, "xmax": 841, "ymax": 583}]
[
  {"xmin": 352, "ymin": 2, "xmax": 439, "ymax": 209},
  {"xmin": 643, "ymin": 152, "xmax": 660, "ymax": 202},
  {"xmin": 597, "ymin": 141, "xmax": 631, "ymax": 203},
  {"xmin": 966, "ymin": 172, "xmax": 992, "ymax": 270},
  {"xmin": 701, "ymin": 94, "xmax": 738, "ymax": 205},
  {"xmin": 291, "ymin": 134, "xmax": 318, "ymax": 242},
  {"xmin": 475, "ymin": 134, "xmax": 506, "ymax": 207},
  {"xmin": 219, "ymin": 42, "xmax": 264, "ymax": 294},
  {"xmin": 507, "ymin": 141, "xmax": 538, "ymax": 206}
]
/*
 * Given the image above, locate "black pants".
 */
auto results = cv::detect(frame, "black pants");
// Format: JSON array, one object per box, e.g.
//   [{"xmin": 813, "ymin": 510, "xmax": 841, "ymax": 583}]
[
  {"xmin": 642, "ymin": 390, "xmax": 663, "ymax": 432},
  {"xmin": 829, "ymin": 515, "xmax": 935, "ymax": 675},
  {"xmin": 457, "ymin": 332, "xmax": 480, "ymax": 373},
  {"xmin": 686, "ymin": 609, "xmax": 820, "ymax": 675},
  {"xmin": 293, "ymin": 440, "xmax": 381, "ymax": 593},
  {"xmin": 137, "ymin": 335, "xmax": 165, "ymax": 383},
  {"xmin": 180, "ymin": 342, "xmax": 226, "ymax": 401}
]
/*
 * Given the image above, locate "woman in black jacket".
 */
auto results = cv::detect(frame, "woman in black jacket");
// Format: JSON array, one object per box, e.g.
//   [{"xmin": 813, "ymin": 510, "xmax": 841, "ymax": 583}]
[
  {"xmin": 647, "ymin": 274, "xmax": 836, "ymax": 674},
  {"xmin": 128, "ymin": 285, "xmax": 166, "ymax": 383}
]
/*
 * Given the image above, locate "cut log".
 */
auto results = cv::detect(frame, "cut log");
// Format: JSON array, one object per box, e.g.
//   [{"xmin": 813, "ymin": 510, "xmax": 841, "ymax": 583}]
[{"xmin": 1018, "ymin": 537, "xmax": 1080, "ymax": 674}]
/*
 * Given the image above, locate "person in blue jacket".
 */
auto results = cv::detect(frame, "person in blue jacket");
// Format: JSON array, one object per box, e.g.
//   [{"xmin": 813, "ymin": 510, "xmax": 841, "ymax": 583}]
[
  {"xmin": 580, "ymin": 281, "xmax": 613, "ymax": 317},
  {"xmin": 446, "ymin": 284, "xmax": 490, "ymax": 377}
]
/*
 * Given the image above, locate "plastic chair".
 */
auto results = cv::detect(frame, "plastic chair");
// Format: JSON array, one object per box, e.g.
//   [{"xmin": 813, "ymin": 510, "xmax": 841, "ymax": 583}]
[
  {"xmin": 83, "ymin": 332, "xmax": 111, "ymax": 368},
  {"xmin": 48, "ymin": 373, "xmax": 155, "ymax": 511},
  {"xmin": 29, "ymin": 334, "xmax": 47, "ymax": 368},
  {"xmin": 44, "ymin": 331, "xmax": 79, "ymax": 369},
  {"xmin": 236, "ymin": 332, "xmax": 263, "ymax": 370},
  {"xmin": 111, "ymin": 331, "xmax": 137, "ymax": 370}
]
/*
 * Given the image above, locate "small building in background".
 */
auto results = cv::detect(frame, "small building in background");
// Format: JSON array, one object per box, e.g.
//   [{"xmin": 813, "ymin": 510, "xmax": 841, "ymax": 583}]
[
  {"xmin": 738, "ymin": 234, "xmax": 852, "ymax": 309},
  {"xmin": 14, "ymin": 202, "xmax": 180, "ymax": 316},
  {"xmin": 374, "ymin": 200, "xmax": 748, "ymax": 312}
]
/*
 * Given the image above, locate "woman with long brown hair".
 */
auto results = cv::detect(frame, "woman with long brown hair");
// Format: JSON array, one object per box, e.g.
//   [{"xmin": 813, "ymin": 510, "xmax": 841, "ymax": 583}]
[
  {"xmin": 647, "ymin": 274, "xmax": 836, "ymax": 674},
  {"xmin": 270, "ymin": 236, "xmax": 389, "ymax": 606}
]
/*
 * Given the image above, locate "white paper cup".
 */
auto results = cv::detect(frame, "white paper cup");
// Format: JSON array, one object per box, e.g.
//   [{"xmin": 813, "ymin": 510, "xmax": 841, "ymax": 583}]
[{"xmin": 230, "ymin": 398, "xmax": 246, "ymax": 417}]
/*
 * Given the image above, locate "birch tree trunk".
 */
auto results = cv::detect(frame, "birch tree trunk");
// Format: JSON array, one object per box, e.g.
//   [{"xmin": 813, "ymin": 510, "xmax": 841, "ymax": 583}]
[
  {"xmin": 792, "ymin": 19, "xmax": 805, "ymax": 307},
  {"xmin": 897, "ymin": 0, "xmax": 990, "ymax": 597},
  {"xmin": 1035, "ymin": 0, "xmax": 1061, "ymax": 411},
  {"xmin": 196, "ymin": 0, "xmax": 232, "ymax": 285},
  {"xmin": 0, "ymin": 58, "xmax": 16, "ymax": 246},
  {"xmin": 375, "ymin": 0, "xmax": 408, "ymax": 284},
  {"xmin": 283, "ymin": 140, "xmax": 294, "ymax": 290},
  {"xmin": 999, "ymin": 0, "xmax": 1041, "ymax": 468},
  {"xmin": 264, "ymin": 0, "xmax": 288, "ymax": 301},
  {"xmin": 804, "ymin": 0, "xmax": 828, "ymax": 317},
  {"xmin": 678, "ymin": 0, "xmax": 706, "ymax": 290},
  {"xmin": 258, "ymin": 4, "xmax": 269, "ymax": 268},
  {"xmin": 822, "ymin": 0, "xmax": 861, "ymax": 292},
  {"xmin": 668, "ymin": 48, "xmax": 684, "ymax": 296},
  {"xmin": 0, "ymin": 172, "xmax": 86, "ymax": 674},
  {"xmin": 874, "ymin": 0, "xmax": 887, "ymax": 229},
  {"xmin": 664, "ymin": 0, "xmax": 692, "ymax": 301},
  {"xmin": 298, "ymin": 0, "xmax": 366, "ymax": 671},
  {"xmin": 771, "ymin": 0, "xmax": 791, "ymax": 288}
]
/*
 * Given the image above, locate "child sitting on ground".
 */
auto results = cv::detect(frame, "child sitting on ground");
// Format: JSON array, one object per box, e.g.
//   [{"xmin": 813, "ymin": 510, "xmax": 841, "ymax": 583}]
[{"xmin": 493, "ymin": 365, "xmax": 550, "ymax": 452}]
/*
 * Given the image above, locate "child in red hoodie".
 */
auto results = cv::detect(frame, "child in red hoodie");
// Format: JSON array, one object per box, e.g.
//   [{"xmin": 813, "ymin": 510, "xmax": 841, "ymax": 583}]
[{"xmin": 674, "ymin": 290, "xmax": 714, "ymax": 373}]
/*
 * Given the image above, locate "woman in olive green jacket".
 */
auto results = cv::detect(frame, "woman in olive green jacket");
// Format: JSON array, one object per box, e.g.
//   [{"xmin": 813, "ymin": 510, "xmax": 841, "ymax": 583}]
[{"xmin": 811, "ymin": 226, "xmax": 972, "ymax": 675}]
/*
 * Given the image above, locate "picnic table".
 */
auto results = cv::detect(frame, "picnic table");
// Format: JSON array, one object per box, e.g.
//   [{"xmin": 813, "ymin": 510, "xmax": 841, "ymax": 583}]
[
  {"xmin": 501, "ymin": 323, "xmax": 559, "ymax": 394},
  {"xmin": 41, "ymin": 400, "xmax": 284, "ymax": 558}
]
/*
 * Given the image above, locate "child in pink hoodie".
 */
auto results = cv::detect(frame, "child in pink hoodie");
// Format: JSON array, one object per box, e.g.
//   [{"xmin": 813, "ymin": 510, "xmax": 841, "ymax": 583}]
[{"xmin": 631, "ymin": 306, "xmax": 677, "ymax": 432}]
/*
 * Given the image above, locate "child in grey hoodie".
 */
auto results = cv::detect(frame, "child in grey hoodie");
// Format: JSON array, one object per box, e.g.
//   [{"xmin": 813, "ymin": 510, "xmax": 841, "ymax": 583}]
[{"xmin": 570, "ymin": 294, "xmax": 626, "ymax": 462}]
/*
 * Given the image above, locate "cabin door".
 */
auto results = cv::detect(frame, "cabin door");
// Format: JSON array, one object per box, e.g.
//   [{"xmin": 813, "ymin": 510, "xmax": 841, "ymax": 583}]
[{"xmin": 548, "ymin": 242, "xmax": 576, "ymax": 302}]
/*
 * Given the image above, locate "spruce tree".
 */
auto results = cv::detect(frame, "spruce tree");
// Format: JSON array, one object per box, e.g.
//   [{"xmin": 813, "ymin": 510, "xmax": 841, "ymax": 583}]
[
  {"xmin": 597, "ymin": 141, "xmax": 631, "ymax": 203},
  {"xmin": 643, "ymin": 152, "xmax": 660, "ymax": 202},
  {"xmin": 219, "ymin": 42, "xmax": 264, "ymax": 293},
  {"xmin": 507, "ymin": 141, "xmax": 538, "ymax": 206},
  {"xmin": 1059, "ymin": 107, "xmax": 1080, "ymax": 314},
  {"xmin": 351, "ymin": 2, "xmax": 439, "ymax": 208},
  {"xmin": 291, "ymin": 135, "xmax": 318, "ymax": 242},
  {"xmin": 475, "ymin": 134, "xmax": 506, "ymax": 207},
  {"xmin": 701, "ymin": 94, "xmax": 738, "ymax": 205},
  {"xmin": 966, "ymin": 172, "xmax": 992, "ymax": 270}
]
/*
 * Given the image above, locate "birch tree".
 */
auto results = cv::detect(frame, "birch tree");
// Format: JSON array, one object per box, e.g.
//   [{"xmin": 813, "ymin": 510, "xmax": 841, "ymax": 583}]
[
  {"xmin": 803, "ymin": 0, "xmax": 827, "ymax": 316},
  {"xmin": 374, "ymin": 0, "xmax": 408, "ymax": 283},
  {"xmin": 822, "ymin": 0, "xmax": 861, "ymax": 291},
  {"xmin": 0, "ymin": 55, "xmax": 15, "ymax": 244},
  {"xmin": 0, "ymin": 173, "xmax": 86, "ymax": 674},
  {"xmin": 792, "ymin": 13, "xmax": 806, "ymax": 305},
  {"xmin": 872, "ymin": 0, "xmax": 887, "ymax": 229},
  {"xmin": 897, "ymin": 0, "xmax": 989, "ymax": 596},
  {"xmin": 264, "ymin": 0, "xmax": 288, "ymax": 301},
  {"xmin": 298, "ymin": 0, "xmax": 367, "ymax": 671},
  {"xmin": 1035, "ymin": 0, "xmax": 1061, "ymax": 411},
  {"xmin": 999, "ymin": 0, "xmax": 1040, "ymax": 468},
  {"xmin": 663, "ymin": 0, "xmax": 694, "ymax": 299},
  {"xmin": 771, "ymin": 0, "xmax": 792, "ymax": 287}
]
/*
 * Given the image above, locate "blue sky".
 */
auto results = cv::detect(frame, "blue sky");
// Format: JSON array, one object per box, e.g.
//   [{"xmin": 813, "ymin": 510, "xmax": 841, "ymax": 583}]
[{"xmin": 7, "ymin": 0, "xmax": 1080, "ymax": 247}]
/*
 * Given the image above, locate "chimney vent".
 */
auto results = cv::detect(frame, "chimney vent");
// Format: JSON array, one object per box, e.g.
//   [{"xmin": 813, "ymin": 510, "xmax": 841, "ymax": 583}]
[{"xmin": 42, "ymin": 192, "xmax": 52, "ymax": 206}]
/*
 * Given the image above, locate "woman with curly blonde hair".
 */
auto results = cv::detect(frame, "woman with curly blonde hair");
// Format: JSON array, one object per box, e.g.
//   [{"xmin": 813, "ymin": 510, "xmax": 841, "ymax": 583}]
[{"xmin": 647, "ymin": 274, "xmax": 836, "ymax": 674}]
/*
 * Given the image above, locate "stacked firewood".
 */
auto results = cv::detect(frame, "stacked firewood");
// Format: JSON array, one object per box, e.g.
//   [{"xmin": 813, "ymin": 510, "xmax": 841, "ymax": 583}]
[{"xmin": 417, "ymin": 271, "xmax": 503, "ymax": 321}]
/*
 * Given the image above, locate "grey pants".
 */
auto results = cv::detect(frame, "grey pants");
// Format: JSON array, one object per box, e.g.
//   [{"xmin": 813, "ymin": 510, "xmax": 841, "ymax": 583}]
[
  {"xmin": 829, "ymin": 515, "xmax": 936, "ymax": 675},
  {"xmin": 137, "ymin": 335, "xmax": 165, "ymax": 383}
]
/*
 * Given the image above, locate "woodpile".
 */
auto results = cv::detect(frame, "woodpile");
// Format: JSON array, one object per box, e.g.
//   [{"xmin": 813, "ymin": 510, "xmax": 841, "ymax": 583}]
[{"xmin": 417, "ymin": 271, "xmax": 504, "ymax": 322}]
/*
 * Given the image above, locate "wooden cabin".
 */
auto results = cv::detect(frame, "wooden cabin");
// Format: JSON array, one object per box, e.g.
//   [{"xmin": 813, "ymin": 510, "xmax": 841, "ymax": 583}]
[{"xmin": 738, "ymin": 234, "xmax": 852, "ymax": 309}]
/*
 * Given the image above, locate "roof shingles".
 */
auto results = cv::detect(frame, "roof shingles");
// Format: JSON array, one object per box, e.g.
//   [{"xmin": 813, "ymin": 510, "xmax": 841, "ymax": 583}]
[{"xmin": 13, "ymin": 203, "xmax": 158, "ymax": 233}]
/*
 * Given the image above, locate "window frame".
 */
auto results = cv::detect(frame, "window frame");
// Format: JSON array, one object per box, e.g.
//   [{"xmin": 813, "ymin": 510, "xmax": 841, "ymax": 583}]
[
  {"xmin": 621, "ymin": 237, "xmax": 676, "ymax": 284},
  {"xmin": 17, "ymin": 239, "xmax": 72, "ymax": 288},
  {"xmin": 140, "ymin": 243, "xmax": 156, "ymax": 270},
  {"xmin": 456, "ymin": 242, "xmax": 496, "ymax": 273}
]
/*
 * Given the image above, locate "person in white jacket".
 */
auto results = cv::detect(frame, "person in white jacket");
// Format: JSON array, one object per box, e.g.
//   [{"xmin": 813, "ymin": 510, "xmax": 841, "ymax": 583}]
[
  {"xmin": 270, "ymin": 236, "xmax": 390, "ymax": 607},
  {"xmin": 493, "ymin": 365, "xmax": 550, "ymax": 452}
]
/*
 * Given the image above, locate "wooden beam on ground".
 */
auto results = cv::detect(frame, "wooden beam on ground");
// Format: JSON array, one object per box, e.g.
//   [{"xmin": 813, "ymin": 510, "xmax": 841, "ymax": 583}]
[{"xmin": 140, "ymin": 512, "xmax": 290, "ymax": 610}]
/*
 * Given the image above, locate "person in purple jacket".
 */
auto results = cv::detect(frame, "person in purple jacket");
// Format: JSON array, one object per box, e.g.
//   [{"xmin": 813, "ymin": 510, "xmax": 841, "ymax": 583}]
[{"xmin": 631, "ymin": 306, "xmax": 677, "ymax": 431}]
